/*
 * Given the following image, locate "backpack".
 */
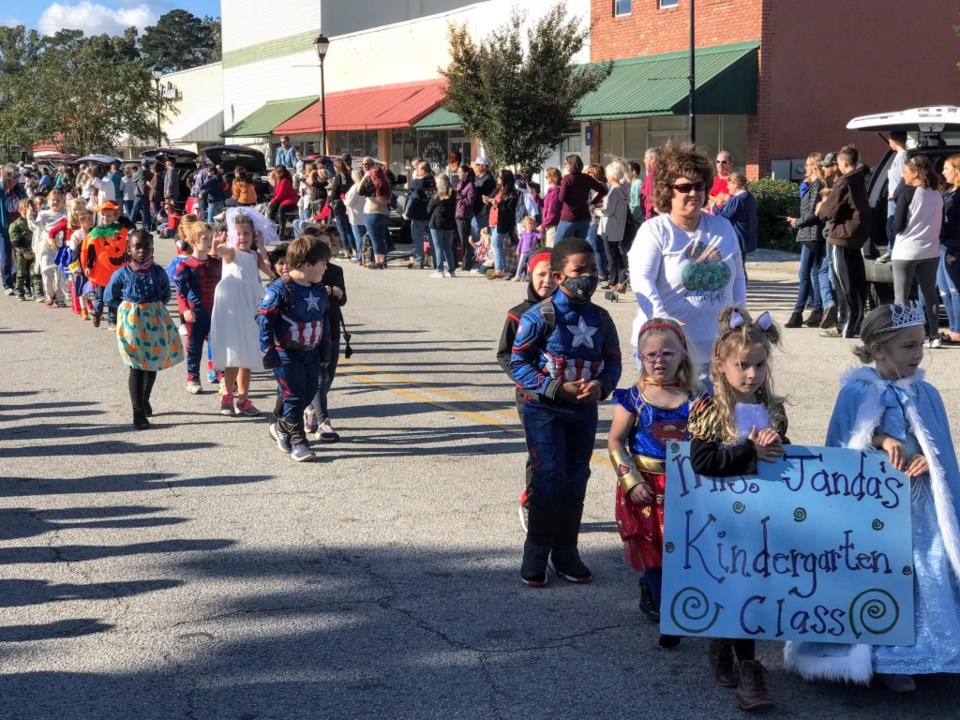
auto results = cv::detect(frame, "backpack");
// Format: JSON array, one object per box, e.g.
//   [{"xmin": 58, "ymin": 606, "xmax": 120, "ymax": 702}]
[{"xmin": 535, "ymin": 296, "xmax": 615, "ymax": 351}]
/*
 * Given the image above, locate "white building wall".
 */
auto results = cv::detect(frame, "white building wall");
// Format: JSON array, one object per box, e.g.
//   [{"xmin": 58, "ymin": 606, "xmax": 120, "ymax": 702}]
[
  {"xmin": 221, "ymin": 0, "xmax": 590, "ymax": 134},
  {"xmin": 160, "ymin": 62, "xmax": 224, "ymax": 148},
  {"xmin": 222, "ymin": 1, "xmax": 322, "ymax": 53}
]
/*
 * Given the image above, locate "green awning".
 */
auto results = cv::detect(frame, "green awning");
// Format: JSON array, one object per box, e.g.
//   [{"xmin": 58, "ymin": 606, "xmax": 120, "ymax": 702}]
[
  {"xmin": 574, "ymin": 41, "xmax": 759, "ymax": 121},
  {"xmin": 222, "ymin": 96, "xmax": 318, "ymax": 138},
  {"xmin": 414, "ymin": 107, "xmax": 462, "ymax": 131}
]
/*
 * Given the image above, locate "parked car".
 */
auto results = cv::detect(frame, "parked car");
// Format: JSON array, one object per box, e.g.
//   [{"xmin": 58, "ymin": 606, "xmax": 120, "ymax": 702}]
[
  {"xmin": 846, "ymin": 105, "xmax": 960, "ymax": 306},
  {"xmin": 202, "ymin": 145, "xmax": 271, "ymax": 203},
  {"xmin": 139, "ymin": 147, "xmax": 198, "ymax": 206}
]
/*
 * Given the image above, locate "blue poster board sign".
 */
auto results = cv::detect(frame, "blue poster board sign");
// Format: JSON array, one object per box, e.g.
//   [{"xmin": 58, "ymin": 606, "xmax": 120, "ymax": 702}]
[{"xmin": 661, "ymin": 443, "xmax": 914, "ymax": 646}]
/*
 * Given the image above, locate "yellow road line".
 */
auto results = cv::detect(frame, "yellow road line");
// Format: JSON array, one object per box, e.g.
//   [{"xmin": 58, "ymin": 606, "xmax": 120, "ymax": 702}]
[{"xmin": 339, "ymin": 359, "xmax": 608, "ymax": 466}]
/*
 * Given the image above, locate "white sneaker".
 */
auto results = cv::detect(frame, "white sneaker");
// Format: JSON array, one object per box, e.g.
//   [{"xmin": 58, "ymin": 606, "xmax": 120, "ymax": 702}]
[
  {"xmin": 923, "ymin": 337, "xmax": 942, "ymax": 349},
  {"xmin": 3, "ymin": 288, "xmax": 13, "ymax": 296},
  {"xmin": 178, "ymin": 324, "xmax": 188, "ymax": 337},
  {"xmin": 430, "ymin": 271, "xmax": 445, "ymax": 278}
]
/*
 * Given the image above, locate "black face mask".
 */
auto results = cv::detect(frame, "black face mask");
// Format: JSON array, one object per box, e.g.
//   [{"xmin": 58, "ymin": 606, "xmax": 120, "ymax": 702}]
[{"xmin": 562, "ymin": 275, "xmax": 598, "ymax": 303}]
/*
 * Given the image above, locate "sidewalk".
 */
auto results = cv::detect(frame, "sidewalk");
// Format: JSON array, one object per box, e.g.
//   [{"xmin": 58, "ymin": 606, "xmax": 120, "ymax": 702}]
[{"xmin": 745, "ymin": 247, "xmax": 800, "ymax": 280}]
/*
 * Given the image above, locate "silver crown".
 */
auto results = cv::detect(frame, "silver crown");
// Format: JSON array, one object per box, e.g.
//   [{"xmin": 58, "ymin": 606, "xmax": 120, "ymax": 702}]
[{"xmin": 883, "ymin": 301, "xmax": 926, "ymax": 332}]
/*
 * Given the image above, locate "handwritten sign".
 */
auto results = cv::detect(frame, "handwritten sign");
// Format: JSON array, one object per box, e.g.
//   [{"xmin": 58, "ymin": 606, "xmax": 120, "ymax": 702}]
[{"xmin": 660, "ymin": 443, "xmax": 914, "ymax": 645}]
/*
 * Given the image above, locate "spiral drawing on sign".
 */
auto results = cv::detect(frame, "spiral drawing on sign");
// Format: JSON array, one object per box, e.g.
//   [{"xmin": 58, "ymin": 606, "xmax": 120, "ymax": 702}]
[
  {"xmin": 849, "ymin": 589, "xmax": 900, "ymax": 639},
  {"xmin": 732, "ymin": 501, "xmax": 745, "ymax": 514},
  {"xmin": 871, "ymin": 519, "xmax": 884, "ymax": 531},
  {"xmin": 664, "ymin": 542, "xmax": 675, "ymax": 553},
  {"xmin": 793, "ymin": 508, "xmax": 807, "ymax": 522},
  {"xmin": 669, "ymin": 587, "xmax": 721, "ymax": 634}
]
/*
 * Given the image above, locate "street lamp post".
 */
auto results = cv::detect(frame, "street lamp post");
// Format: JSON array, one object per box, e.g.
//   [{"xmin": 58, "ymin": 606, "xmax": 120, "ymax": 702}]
[
  {"xmin": 688, "ymin": 0, "xmax": 696, "ymax": 144},
  {"xmin": 151, "ymin": 69, "xmax": 163, "ymax": 146},
  {"xmin": 313, "ymin": 33, "xmax": 330, "ymax": 157}
]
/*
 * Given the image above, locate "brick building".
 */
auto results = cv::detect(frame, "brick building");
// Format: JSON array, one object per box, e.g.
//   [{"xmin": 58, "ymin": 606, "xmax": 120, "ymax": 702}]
[{"xmin": 588, "ymin": 0, "xmax": 960, "ymax": 178}]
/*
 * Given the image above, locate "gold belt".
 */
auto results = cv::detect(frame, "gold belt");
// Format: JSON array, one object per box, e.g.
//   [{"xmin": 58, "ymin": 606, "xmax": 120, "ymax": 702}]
[{"xmin": 632, "ymin": 454, "xmax": 665, "ymax": 474}]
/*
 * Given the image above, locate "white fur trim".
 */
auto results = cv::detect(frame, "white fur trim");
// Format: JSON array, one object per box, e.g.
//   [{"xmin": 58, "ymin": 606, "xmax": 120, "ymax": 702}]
[
  {"xmin": 784, "ymin": 642, "xmax": 873, "ymax": 684},
  {"xmin": 840, "ymin": 368, "xmax": 960, "ymax": 582}
]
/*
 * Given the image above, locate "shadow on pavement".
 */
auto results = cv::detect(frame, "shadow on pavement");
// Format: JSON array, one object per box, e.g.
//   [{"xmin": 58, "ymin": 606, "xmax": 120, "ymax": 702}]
[
  {"xmin": 0, "ymin": 473, "xmax": 273, "ymax": 497},
  {"xmin": 0, "ymin": 544, "xmax": 956, "ymax": 719}
]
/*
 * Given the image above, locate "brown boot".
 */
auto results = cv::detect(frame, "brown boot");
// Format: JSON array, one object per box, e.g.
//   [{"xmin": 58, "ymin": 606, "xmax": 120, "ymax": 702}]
[
  {"xmin": 708, "ymin": 638, "xmax": 737, "ymax": 687},
  {"xmin": 819, "ymin": 305, "xmax": 838, "ymax": 329},
  {"xmin": 735, "ymin": 659, "xmax": 773, "ymax": 711}
]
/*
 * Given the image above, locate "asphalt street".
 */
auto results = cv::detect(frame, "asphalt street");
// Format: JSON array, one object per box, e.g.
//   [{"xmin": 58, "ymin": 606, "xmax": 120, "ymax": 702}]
[{"xmin": 1, "ymin": 244, "xmax": 959, "ymax": 720}]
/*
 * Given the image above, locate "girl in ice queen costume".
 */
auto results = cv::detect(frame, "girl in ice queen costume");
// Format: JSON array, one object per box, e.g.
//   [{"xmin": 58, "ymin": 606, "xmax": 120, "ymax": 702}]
[
  {"xmin": 210, "ymin": 208, "xmax": 277, "ymax": 416},
  {"xmin": 785, "ymin": 301, "xmax": 960, "ymax": 693}
]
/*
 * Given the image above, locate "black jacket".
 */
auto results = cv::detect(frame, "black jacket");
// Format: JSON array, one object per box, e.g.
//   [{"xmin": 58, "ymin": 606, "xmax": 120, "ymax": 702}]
[
  {"xmin": 322, "ymin": 262, "xmax": 347, "ymax": 342},
  {"xmin": 496, "ymin": 284, "xmax": 552, "ymax": 375},
  {"xmin": 795, "ymin": 179, "xmax": 825, "ymax": 253},
  {"xmin": 427, "ymin": 194, "xmax": 457, "ymax": 231},
  {"xmin": 818, "ymin": 166, "xmax": 870, "ymax": 249}
]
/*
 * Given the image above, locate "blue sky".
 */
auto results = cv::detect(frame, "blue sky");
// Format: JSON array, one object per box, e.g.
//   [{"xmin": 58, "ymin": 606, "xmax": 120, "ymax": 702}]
[{"xmin": 2, "ymin": 0, "xmax": 220, "ymax": 37}]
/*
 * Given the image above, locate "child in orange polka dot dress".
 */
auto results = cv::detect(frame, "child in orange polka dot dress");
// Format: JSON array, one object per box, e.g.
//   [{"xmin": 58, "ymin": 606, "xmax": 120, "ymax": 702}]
[{"xmin": 104, "ymin": 230, "xmax": 184, "ymax": 429}]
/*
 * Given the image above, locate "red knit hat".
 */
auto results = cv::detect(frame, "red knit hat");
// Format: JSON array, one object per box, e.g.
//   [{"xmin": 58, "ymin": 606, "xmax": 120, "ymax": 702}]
[{"xmin": 528, "ymin": 250, "xmax": 551, "ymax": 275}]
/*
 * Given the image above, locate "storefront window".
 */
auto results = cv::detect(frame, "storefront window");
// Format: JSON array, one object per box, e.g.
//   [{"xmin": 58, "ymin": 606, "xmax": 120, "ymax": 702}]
[
  {"xmin": 390, "ymin": 129, "xmax": 415, "ymax": 178},
  {"xmin": 416, "ymin": 130, "xmax": 450, "ymax": 171},
  {"xmin": 330, "ymin": 130, "xmax": 378, "ymax": 163}
]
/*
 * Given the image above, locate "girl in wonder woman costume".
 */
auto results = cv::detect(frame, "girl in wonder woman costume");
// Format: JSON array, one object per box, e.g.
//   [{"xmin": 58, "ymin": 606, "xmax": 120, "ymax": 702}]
[{"xmin": 607, "ymin": 317, "xmax": 697, "ymax": 648}]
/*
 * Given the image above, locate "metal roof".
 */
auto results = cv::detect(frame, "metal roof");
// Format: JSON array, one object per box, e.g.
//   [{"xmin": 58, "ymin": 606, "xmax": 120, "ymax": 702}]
[
  {"xmin": 574, "ymin": 41, "xmax": 759, "ymax": 121},
  {"xmin": 414, "ymin": 107, "xmax": 462, "ymax": 131},
  {"xmin": 222, "ymin": 96, "xmax": 318, "ymax": 138}
]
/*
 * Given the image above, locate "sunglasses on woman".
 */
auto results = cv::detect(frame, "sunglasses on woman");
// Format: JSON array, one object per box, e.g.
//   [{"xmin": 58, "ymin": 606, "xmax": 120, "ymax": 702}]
[{"xmin": 671, "ymin": 181, "xmax": 706, "ymax": 193}]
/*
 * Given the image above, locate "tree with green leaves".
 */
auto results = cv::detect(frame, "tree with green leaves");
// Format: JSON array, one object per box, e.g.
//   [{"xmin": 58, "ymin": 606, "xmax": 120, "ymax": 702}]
[
  {"xmin": 440, "ymin": 3, "xmax": 611, "ymax": 170},
  {"xmin": 0, "ymin": 25, "xmax": 44, "ymax": 160},
  {"xmin": 141, "ymin": 10, "xmax": 221, "ymax": 72},
  {"xmin": 0, "ymin": 24, "xmax": 178, "ymax": 155}
]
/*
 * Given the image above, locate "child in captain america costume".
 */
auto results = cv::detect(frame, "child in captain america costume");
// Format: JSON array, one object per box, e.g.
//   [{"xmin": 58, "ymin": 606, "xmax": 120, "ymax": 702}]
[
  {"xmin": 258, "ymin": 234, "xmax": 332, "ymax": 463},
  {"xmin": 509, "ymin": 238, "xmax": 622, "ymax": 587}
]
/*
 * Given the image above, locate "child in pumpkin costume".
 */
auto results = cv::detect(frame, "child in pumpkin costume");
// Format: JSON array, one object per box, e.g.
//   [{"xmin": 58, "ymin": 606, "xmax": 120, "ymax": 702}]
[
  {"xmin": 82, "ymin": 201, "xmax": 134, "ymax": 328},
  {"xmin": 104, "ymin": 230, "xmax": 184, "ymax": 429}
]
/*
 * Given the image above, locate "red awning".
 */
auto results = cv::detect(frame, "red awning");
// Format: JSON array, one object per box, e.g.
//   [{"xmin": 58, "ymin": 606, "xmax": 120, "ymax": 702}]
[{"xmin": 273, "ymin": 79, "xmax": 446, "ymax": 134}]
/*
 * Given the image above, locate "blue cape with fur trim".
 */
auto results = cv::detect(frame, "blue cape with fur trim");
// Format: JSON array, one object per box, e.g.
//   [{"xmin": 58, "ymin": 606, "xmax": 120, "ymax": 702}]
[{"xmin": 784, "ymin": 367, "xmax": 960, "ymax": 684}]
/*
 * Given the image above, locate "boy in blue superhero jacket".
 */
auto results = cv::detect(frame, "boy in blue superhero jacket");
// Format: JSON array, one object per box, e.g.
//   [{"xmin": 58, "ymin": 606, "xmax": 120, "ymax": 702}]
[
  {"xmin": 509, "ymin": 238, "xmax": 622, "ymax": 587},
  {"xmin": 258, "ymin": 235, "xmax": 331, "ymax": 463}
]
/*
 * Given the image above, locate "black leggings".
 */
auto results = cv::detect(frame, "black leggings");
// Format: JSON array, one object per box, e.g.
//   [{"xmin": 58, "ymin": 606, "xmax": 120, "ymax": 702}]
[
  {"xmin": 128, "ymin": 368, "xmax": 157, "ymax": 412},
  {"xmin": 604, "ymin": 239, "xmax": 626, "ymax": 286}
]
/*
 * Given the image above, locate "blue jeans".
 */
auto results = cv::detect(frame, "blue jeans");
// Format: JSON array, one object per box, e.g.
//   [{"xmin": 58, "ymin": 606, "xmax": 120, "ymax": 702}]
[
  {"xmin": 556, "ymin": 219, "xmax": 590, "ymax": 241},
  {"xmin": 93, "ymin": 286, "xmax": 117, "ymax": 324},
  {"xmin": 817, "ymin": 250, "xmax": 836, "ymax": 309},
  {"xmin": 938, "ymin": 245, "xmax": 960, "ymax": 333},
  {"xmin": 586, "ymin": 221, "xmax": 607, "ymax": 278},
  {"xmin": 333, "ymin": 214, "xmax": 352, "ymax": 256},
  {"xmin": 274, "ymin": 348, "xmax": 320, "ymax": 444},
  {"xmin": 123, "ymin": 199, "xmax": 135, "ymax": 219},
  {"xmin": 409, "ymin": 219, "xmax": 430, "ymax": 264},
  {"xmin": 492, "ymin": 231, "xmax": 510, "ymax": 272},
  {"xmin": 522, "ymin": 399, "xmax": 598, "ymax": 511},
  {"xmin": 363, "ymin": 213, "xmax": 389, "ymax": 256},
  {"xmin": 430, "ymin": 228, "xmax": 457, "ymax": 274},
  {"xmin": 351, "ymin": 224, "xmax": 367, "ymax": 260},
  {"xmin": 292, "ymin": 219, "xmax": 310, "ymax": 237},
  {"xmin": 886, "ymin": 199, "xmax": 897, "ymax": 255},
  {"xmin": 0, "ymin": 230, "xmax": 13, "ymax": 290},
  {"xmin": 185, "ymin": 309, "xmax": 211, "ymax": 382},
  {"xmin": 793, "ymin": 244, "xmax": 823, "ymax": 313},
  {"xmin": 206, "ymin": 201, "xmax": 224, "ymax": 224}
]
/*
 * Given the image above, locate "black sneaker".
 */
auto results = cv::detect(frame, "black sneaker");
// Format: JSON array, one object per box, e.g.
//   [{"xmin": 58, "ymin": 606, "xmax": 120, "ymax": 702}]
[{"xmin": 549, "ymin": 549, "xmax": 592, "ymax": 584}]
